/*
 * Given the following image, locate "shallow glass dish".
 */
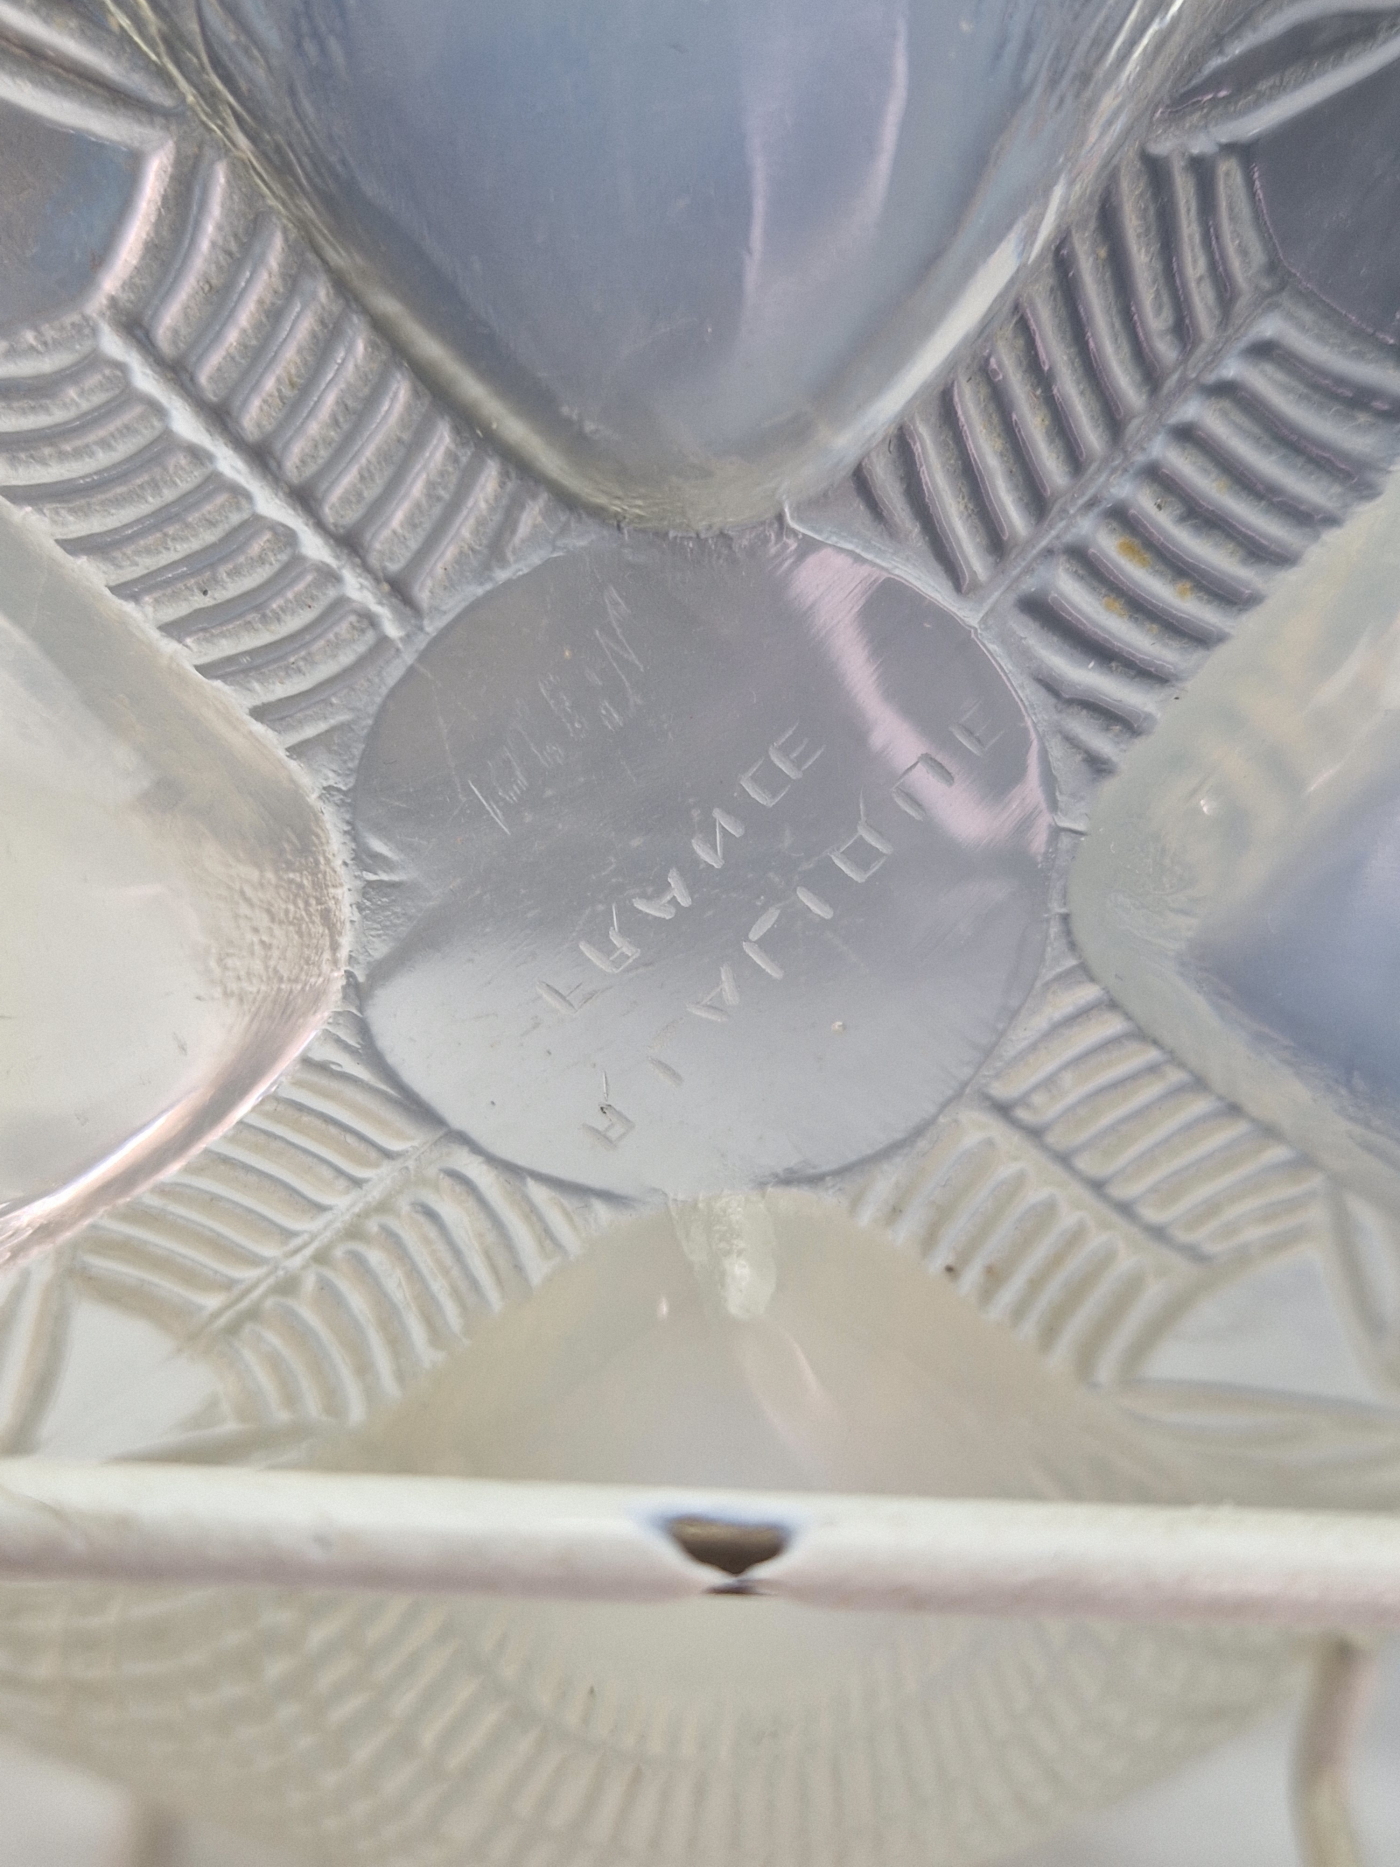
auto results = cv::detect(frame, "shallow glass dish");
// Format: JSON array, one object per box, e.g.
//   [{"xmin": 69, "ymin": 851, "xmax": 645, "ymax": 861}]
[{"xmin": 1, "ymin": 3, "xmax": 1399, "ymax": 1863}]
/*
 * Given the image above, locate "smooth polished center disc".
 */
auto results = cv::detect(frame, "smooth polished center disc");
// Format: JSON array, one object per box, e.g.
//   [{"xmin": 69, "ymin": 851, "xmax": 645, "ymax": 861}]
[{"xmin": 356, "ymin": 532, "xmax": 1054, "ymax": 1197}]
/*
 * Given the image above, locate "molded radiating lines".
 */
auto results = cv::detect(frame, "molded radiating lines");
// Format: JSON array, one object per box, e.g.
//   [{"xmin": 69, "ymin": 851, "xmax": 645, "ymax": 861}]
[
  {"xmin": 75, "ymin": 1026, "xmax": 598, "ymax": 1436},
  {"xmin": 0, "ymin": 150, "xmax": 563, "ymax": 747},
  {"xmin": 986, "ymin": 964, "xmax": 1331, "ymax": 1267},
  {"xmin": 847, "ymin": 146, "xmax": 1400, "ymax": 768}
]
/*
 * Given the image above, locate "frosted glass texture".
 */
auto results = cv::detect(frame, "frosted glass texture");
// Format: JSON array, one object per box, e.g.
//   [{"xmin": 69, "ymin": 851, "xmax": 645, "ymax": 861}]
[
  {"xmin": 0, "ymin": 506, "xmax": 344, "ymax": 1258},
  {"xmin": 0, "ymin": 3, "xmax": 1399, "ymax": 1866}
]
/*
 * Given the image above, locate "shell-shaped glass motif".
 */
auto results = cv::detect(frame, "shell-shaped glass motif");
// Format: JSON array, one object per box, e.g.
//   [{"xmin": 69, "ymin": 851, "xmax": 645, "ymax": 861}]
[{"xmin": 0, "ymin": 3, "xmax": 1398, "ymax": 1863}]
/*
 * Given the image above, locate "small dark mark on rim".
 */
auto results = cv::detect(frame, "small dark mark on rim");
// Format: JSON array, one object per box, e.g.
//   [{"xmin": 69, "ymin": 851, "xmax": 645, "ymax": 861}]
[{"xmin": 665, "ymin": 1515, "xmax": 788, "ymax": 1579}]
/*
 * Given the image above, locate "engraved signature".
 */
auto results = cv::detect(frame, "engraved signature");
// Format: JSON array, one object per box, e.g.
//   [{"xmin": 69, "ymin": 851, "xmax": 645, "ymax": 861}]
[{"xmin": 533, "ymin": 714, "xmax": 981, "ymax": 1150}]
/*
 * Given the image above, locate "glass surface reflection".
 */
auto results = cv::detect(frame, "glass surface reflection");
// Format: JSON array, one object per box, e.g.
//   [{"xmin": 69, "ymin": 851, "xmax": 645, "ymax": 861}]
[
  {"xmin": 142, "ymin": 0, "xmax": 1213, "ymax": 522},
  {"xmin": 356, "ymin": 530, "xmax": 1053, "ymax": 1197},
  {"xmin": 0, "ymin": 504, "xmax": 344, "ymax": 1257}
]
